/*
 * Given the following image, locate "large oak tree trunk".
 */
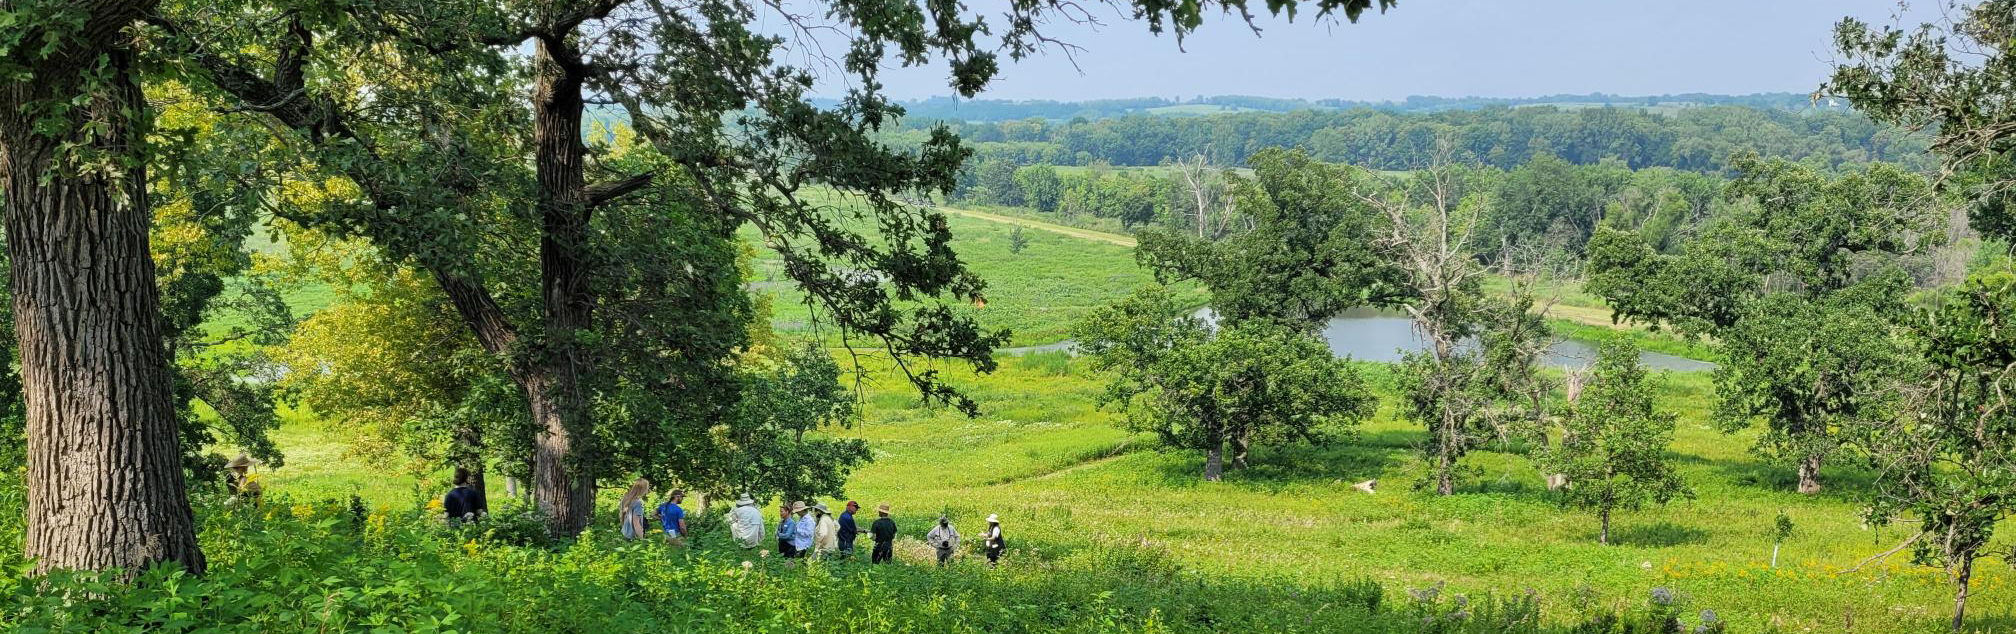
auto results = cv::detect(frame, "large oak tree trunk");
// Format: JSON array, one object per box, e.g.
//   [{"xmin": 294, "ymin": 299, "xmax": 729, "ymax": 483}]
[
  {"xmin": 1, "ymin": 6, "xmax": 204, "ymax": 573},
  {"xmin": 526, "ymin": 37, "xmax": 598, "ymax": 537},
  {"xmin": 1796, "ymin": 453, "xmax": 1823, "ymax": 495}
]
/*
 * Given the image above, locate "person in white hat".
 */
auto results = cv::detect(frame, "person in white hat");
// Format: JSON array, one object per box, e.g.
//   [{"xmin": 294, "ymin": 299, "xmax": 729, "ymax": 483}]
[
  {"xmin": 811, "ymin": 503, "xmax": 840, "ymax": 558},
  {"xmin": 983, "ymin": 514, "xmax": 1004, "ymax": 567},
  {"xmin": 729, "ymin": 494, "xmax": 764, "ymax": 549},
  {"xmin": 225, "ymin": 454, "xmax": 263, "ymax": 504},
  {"xmin": 788, "ymin": 501, "xmax": 816, "ymax": 557}
]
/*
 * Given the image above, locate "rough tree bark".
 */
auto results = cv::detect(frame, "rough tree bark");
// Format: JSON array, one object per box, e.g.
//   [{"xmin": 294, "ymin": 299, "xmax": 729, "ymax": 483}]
[
  {"xmin": 524, "ymin": 35, "xmax": 600, "ymax": 537},
  {"xmin": 1, "ymin": 0, "xmax": 205, "ymax": 574},
  {"xmin": 1796, "ymin": 453, "xmax": 1823, "ymax": 495}
]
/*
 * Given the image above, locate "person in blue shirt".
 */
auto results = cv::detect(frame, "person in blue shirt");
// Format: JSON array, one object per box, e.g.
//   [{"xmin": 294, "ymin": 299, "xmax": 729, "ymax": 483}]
[
  {"xmin": 775, "ymin": 502, "xmax": 797, "ymax": 557},
  {"xmin": 789, "ymin": 501, "xmax": 816, "ymax": 556},
  {"xmin": 655, "ymin": 489, "xmax": 686, "ymax": 544},
  {"xmin": 836, "ymin": 500, "xmax": 859, "ymax": 557}
]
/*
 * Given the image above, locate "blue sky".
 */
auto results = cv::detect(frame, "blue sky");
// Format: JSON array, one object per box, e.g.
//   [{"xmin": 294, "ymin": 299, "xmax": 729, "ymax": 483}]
[{"xmin": 806, "ymin": 0, "xmax": 1942, "ymax": 101}]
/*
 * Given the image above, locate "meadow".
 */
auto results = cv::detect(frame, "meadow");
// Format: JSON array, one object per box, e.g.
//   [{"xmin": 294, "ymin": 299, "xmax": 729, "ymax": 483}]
[{"xmin": 219, "ymin": 206, "xmax": 2007, "ymax": 633}]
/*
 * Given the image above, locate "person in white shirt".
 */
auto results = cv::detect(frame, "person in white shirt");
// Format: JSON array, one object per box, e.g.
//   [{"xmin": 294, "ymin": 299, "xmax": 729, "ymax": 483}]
[
  {"xmin": 811, "ymin": 503, "xmax": 841, "ymax": 558},
  {"xmin": 728, "ymin": 494, "xmax": 765, "ymax": 549},
  {"xmin": 925, "ymin": 516, "xmax": 961, "ymax": 566}
]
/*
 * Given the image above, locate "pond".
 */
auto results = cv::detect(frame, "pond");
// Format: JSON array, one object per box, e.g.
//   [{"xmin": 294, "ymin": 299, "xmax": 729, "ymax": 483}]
[{"xmin": 1001, "ymin": 307, "xmax": 1717, "ymax": 372}]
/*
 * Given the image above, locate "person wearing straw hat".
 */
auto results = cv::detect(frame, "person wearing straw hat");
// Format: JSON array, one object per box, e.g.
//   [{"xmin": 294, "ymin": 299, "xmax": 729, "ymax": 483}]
[
  {"xmin": 926, "ymin": 515, "xmax": 961, "ymax": 566},
  {"xmin": 869, "ymin": 503, "xmax": 897, "ymax": 564},
  {"xmin": 836, "ymin": 501, "xmax": 861, "ymax": 558},
  {"xmin": 811, "ymin": 503, "xmax": 840, "ymax": 558},
  {"xmin": 618, "ymin": 478, "xmax": 652, "ymax": 541},
  {"xmin": 983, "ymin": 514, "xmax": 1005, "ymax": 567},
  {"xmin": 225, "ymin": 454, "xmax": 263, "ymax": 504},
  {"xmin": 729, "ymin": 494, "xmax": 764, "ymax": 549},
  {"xmin": 788, "ymin": 501, "xmax": 816, "ymax": 557}
]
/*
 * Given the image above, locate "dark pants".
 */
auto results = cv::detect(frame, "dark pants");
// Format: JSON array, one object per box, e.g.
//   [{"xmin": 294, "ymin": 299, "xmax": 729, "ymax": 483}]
[
  {"xmin": 987, "ymin": 546, "xmax": 1002, "ymax": 565},
  {"xmin": 936, "ymin": 547, "xmax": 954, "ymax": 565},
  {"xmin": 872, "ymin": 540, "xmax": 893, "ymax": 563},
  {"xmin": 778, "ymin": 539, "xmax": 795, "ymax": 558}
]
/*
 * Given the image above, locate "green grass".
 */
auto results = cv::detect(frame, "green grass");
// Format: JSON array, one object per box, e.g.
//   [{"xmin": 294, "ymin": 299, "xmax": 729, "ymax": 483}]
[
  {"xmin": 219, "ymin": 198, "xmax": 2001, "ymax": 632},
  {"xmin": 833, "ymin": 356, "xmax": 2010, "ymax": 633},
  {"xmin": 741, "ymin": 205, "xmax": 1202, "ymax": 346}
]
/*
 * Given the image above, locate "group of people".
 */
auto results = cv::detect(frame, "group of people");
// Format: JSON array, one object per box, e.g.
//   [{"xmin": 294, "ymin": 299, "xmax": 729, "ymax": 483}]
[{"xmin": 612, "ymin": 478, "xmax": 1006, "ymax": 566}]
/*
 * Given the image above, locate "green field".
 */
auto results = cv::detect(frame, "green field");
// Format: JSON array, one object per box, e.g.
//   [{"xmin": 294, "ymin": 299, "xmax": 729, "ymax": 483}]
[{"xmin": 232, "ymin": 206, "xmax": 2010, "ymax": 633}]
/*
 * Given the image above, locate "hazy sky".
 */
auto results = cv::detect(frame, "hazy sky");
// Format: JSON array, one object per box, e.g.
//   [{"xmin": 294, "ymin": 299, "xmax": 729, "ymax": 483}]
[{"xmin": 809, "ymin": 0, "xmax": 1943, "ymax": 101}]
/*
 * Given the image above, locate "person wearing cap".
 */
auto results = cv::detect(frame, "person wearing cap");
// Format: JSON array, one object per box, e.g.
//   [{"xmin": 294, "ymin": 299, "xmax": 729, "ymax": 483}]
[
  {"xmin": 442, "ymin": 467, "xmax": 486, "ymax": 523},
  {"xmin": 225, "ymin": 454, "xmax": 263, "ymax": 504},
  {"xmin": 869, "ymin": 503, "xmax": 897, "ymax": 564},
  {"xmin": 729, "ymin": 494, "xmax": 764, "ymax": 549},
  {"xmin": 789, "ymin": 501, "xmax": 816, "ymax": 556},
  {"xmin": 836, "ymin": 501, "xmax": 860, "ymax": 557},
  {"xmin": 655, "ymin": 489, "xmax": 687, "ymax": 544},
  {"xmin": 983, "ymin": 514, "xmax": 1004, "ymax": 567},
  {"xmin": 811, "ymin": 503, "xmax": 840, "ymax": 558},
  {"xmin": 926, "ymin": 515, "xmax": 961, "ymax": 566},
  {"xmin": 776, "ymin": 502, "xmax": 798, "ymax": 557}
]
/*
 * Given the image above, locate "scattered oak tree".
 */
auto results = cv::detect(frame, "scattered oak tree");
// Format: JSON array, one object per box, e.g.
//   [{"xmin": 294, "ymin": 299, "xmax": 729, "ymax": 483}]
[
  {"xmin": 1544, "ymin": 337, "xmax": 1691, "ymax": 545},
  {"xmin": 157, "ymin": 0, "xmax": 1394, "ymax": 537},
  {"xmin": 1, "ymin": 0, "xmax": 205, "ymax": 574},
  {"xmin": 1861, "ymin": 264, "xmax": 2016, "ymax": 632},
  {"xmin": 1074, "ymin": 286, "xmax": 1375, "ymax": 481},
  {"xmin": 1356, "ymin": 143, "xmax": 1556, "ymax": 496},
  {"xmin": 1587, "ymin": 155, "xmax": 1931, "ymax": 493}
]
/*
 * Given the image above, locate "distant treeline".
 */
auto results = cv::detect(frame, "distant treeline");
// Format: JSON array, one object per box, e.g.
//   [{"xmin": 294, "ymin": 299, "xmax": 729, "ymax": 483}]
[
  {"xmin": 881, "ymin": 105, "xmax": 1930, "ymax": 174},
  {"xmin": 953, "ymin": 152, "xmax": 1960, "ymax": 289},
  {"xmin": 845, "ymin": 92, "xmax": 1837, "ymax": 122}
]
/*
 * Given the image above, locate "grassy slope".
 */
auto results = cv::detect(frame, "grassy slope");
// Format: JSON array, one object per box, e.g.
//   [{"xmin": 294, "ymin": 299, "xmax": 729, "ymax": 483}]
[
  {"xmin": 841, "ymin": 354, "xmax": 2011, "ymax": 633},
  {"xmin": 240, "ymin": 205, "xmax": 2006, "ymax": 632}
]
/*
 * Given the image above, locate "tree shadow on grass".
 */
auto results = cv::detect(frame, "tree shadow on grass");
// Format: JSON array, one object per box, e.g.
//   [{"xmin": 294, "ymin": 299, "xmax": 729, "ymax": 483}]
[
  {"xmin": 1707, "ymin": 457, "xmax": 1878, "ymax": 503},
  {"xmin": 1146, "ymin": 442, "xmax": 1400, "ymax": 491},
  {"xmin": 1607, "ymin": 521, "xmax": 1709, "ymax": 547}
]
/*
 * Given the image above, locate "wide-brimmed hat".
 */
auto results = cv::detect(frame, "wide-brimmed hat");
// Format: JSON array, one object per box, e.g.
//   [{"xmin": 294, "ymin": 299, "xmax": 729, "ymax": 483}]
[
  {"xmin": 876, "ymin": 503, "xmax": 891, "ymax": 514},
  {"xmin": 985, "ymin": 514, "xmax": 999, "ymax": 523},
  {"xmin": 227, "ymin": 454, "xmax": 254, "ymax": 470},
  {"xmin": 736, "ymin": 494, "xmax": 756, "ymax": 506},
  {"xmin": 790, "ymin": 501, "xmax": 808, "ymax": 513},
  {"xmin": 813, "ymin": 503, "xmax": 830, "ymax": 514}
]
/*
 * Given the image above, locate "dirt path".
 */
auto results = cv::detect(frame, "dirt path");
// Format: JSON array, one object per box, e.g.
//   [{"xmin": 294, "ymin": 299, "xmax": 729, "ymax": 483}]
[{"xmin": 939, "ymin": 206, "xmax": 1138, "ymax": 247}]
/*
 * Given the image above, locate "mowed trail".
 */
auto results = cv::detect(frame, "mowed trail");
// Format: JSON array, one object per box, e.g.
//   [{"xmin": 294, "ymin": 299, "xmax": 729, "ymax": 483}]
[{"xmin": 937, "ymin": 206, "xmax": 1137, "ymax": 247}]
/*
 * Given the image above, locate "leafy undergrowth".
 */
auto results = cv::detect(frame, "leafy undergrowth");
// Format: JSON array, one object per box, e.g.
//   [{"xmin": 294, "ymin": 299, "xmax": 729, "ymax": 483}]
[{"xmin": 0, "ymin": 494, "xmax": 1736, "ymax": 634}]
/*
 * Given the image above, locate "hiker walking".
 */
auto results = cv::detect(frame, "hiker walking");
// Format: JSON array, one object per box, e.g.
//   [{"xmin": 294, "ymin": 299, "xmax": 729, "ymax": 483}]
[
  {"xmin": 926, "ymin": 516, "xmax": 961, "ymax": 566},
  {"xmin": 869, "ymin": 503, "xmax": 897, "ymax": 564},
  {"xmin": 656, "ymin": 489, "xmax": 688, "ymax": 544},
  {"xmin": 812, "ymin": 503, "xmax": 840, "ymax": 558},
  {"xmin": 729, "ymin": 494, "xmax": 764, "ymax": 549},
  {"xmin": 619, "ymin": 478, "xmax": 652, "ymax": 541},
  {"xmin": 442, "ymin": 467, "xmax": 486, "ymax": 523},
  {"xmin": 983, "ymin": 514, "xmax": 1004, "ymax": 567},
  {"xmin": 789, "ymin": 501, "xmax": 816, "ymax": 557},
  {"xmin": 776, "ymin": 502, "xmax": 798, "ymax": 557},
  {"xmin": 837, "ymin": 501, "xmax": 860, "ymax": 558}
]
